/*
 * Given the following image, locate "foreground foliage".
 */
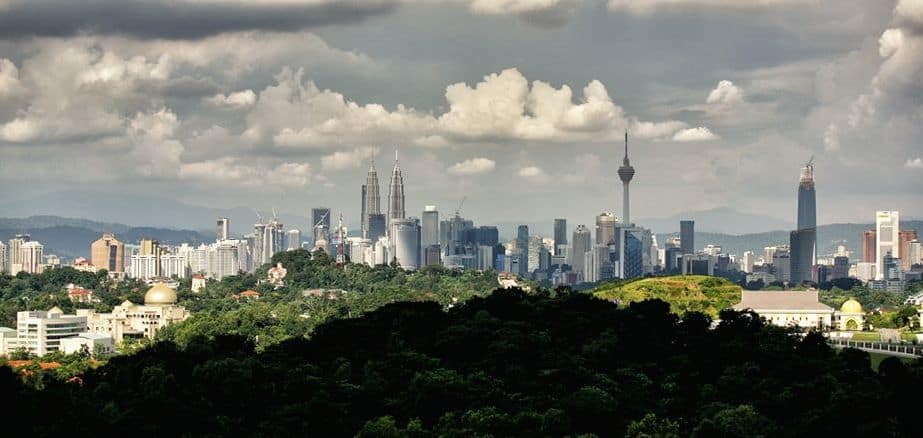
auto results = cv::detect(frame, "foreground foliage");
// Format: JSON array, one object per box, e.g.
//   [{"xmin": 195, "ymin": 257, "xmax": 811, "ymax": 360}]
[{"xmin": 4, "ymin": 290, "xmax": 921, "ymax": 437}]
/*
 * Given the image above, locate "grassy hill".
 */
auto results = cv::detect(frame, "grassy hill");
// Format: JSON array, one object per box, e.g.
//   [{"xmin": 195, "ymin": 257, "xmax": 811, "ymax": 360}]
[{"xmin": 593, "ymin": 275, "xmax": 742, "ymax": 317}]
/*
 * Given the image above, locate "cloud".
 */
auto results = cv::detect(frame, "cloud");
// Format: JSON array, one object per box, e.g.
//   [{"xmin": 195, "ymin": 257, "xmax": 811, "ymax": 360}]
[
  {"xmin": 706, "ymin": 80, "xmax": 744, "ymax": 105},
  {"xmin": 672, "ymin": 127, "xmax": 719, "ymax": 142},
  {"xmin": 607, "ymin": 0, "xmax": 812, "ymax": 15},
  {"xmin": 257, "ymin": 68, "xmax": 434, "ymax": 149},
  {"xmin": 517, "ymin": 166, "xmax": 545, "ymax": 177},
  {"xmin": 630, "ymin": 120, "xmax": 689, "ymax": 140},
  {"xmin": 906, "ymin": 157, "xmax": 923, "ymax": 168},
  {"xmin": 178, "ymin": 157, "xmax": 313, "ymax": 187},
  {"xmin": 448, "ymin": 157, "xmax": 496, "ymax": 175},
  {"xmin": 205, "ymin": 90, "xmax": 257, "ymax": 109},
  {"xmin": 321, "ymin": 147, "xmax": 380, "ymax": 170},
  {"xmin": 0, "ymin": 0, "xmax": 396, "ymax": 39},
  {"xmin": 467, "ymin": 0, "xmax": 579, "ymax": 27},
  {"xmin": 0, "ymin": 58, "xmax": 26, "ymax": 98},
  {"xmin": 128, "ymin": 108, "xmax": 185, "ymax": 178}
]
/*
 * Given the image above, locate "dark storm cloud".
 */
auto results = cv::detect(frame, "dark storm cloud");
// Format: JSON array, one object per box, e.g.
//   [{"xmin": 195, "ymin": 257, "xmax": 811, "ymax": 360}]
[{"xmin": 0, "ymin": 0, "xmax": 397, "ymax": 40}]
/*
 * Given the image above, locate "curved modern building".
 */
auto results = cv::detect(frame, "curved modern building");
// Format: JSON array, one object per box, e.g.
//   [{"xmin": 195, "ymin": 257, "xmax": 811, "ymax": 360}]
[{"xmin": 391, "ymin": 218, "xmax": 420, "ymax": 271}]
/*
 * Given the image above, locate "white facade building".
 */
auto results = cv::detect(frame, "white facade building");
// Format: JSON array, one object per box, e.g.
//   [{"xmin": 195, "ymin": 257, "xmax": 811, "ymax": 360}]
[
  {"xmin": 875, "ymin": 211, "xmax": 899, "ymax": 280},
  {"xmin": 60, "ymin": 333, "xmax": 115, "ymax": 356},
  {"xmin": 3, "ymin": 307, "xmax": 87, "ymax": 356},
  {"xmin": 18, "ymin": 241, "xmax": 44, "ymax": 274}
]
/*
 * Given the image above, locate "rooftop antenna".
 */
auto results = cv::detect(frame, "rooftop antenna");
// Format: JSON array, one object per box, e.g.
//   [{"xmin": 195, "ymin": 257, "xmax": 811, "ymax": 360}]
[{"xmin": 806, "ymin": 155, "xmax": 815, "ymax": 168}]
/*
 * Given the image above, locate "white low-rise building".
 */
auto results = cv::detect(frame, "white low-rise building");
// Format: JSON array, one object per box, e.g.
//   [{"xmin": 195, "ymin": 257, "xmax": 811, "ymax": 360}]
[
  {"xmin": 60, "ymin": 333, "xmax": 115, "ymax": 356},
  {"xmin": 733, "ymin": 290, "xmax": 834, "ymax": 329},
  {"xmin": 2, "ymin": 307, "xmax": 87, "ymax": 356}
]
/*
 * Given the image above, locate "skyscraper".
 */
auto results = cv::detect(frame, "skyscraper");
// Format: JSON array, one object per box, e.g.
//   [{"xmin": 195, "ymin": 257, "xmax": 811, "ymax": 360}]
[
  {"xmin": 595, "ymin": 212, "xmax": 618, "ymax": 246},
  {"xmin": 516, "ymin": 225, "xmax": 529, "ymax": 274},
  {"xmin": 553, "ymin": 219, "xmax": 567, "ymax": 256},
  {"xmin": 862, "ymin": 230, "xmax": 877, "ymax": 263},
  {"xmin": 875, "ymin": 211, "xmax": 899, "ymax": 280},
  {"xmin": 790, "ymin": 159, "xmax": 817, "ymax": 284},
  {"xmin": 571, "ymin": 225, "xmax": 591, "ymax": 279},
  {"xmin": 286, "ymin": 229, "xmax": 302, "ymax": 251},
  {"xmin": 617, "ymin": 131, "xmax": 635, "ymax": 226},
  {"xmin": 388, "ymin": 152, "xmax": 406, "ymax": 236},
  {"xmin": 680, "ymin": 220, "xmax": 694, "ymax": 255},
  {"xmin": 312, "ymin": 207, "xmax": 331, "ymax": 244},
  {"xmin": 362, "ymin": 162, "xmax": 381, "ymax": 237},
  {"xmin": 899, "ymin": 230, "xmax": 918, "ymax": 270},
  {"xmin": 20, "ymin": 241, "xmax": 44, "ymax": 274},
  {"xmin": 91, "ymin": 233, "xmax": 125, "ymax": 273},
  {"xmin": 0, "ymin": 241, "xmax": 6, "ymax": 273},
  {"xmin": 217, "ymin": 217, "xmax": 230, "ymax": 241},
  {"xmin": 422, "ymin": 206, "xmax": 439, "ymax": 249},
  {"xmin": 8, "ymin": 234, "xmax": 30, "ymax": 272},
  {"xmin": 391, "ymin": 218, "xmax": 420, "ymax": 271}
]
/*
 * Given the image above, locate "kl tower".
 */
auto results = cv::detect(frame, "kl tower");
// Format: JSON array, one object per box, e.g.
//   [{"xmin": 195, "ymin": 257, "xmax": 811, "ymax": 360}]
[{"xmin": 617, "ymin": 131, "xmax": 635, "ymax": 226}]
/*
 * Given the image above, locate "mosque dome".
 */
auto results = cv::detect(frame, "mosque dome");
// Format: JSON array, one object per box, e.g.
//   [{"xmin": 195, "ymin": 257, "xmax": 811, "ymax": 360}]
[
  {"xmin": 144, "ymin": 283, "xmax": 178, "ymax": 305},
  {"xmin": 840, "ymin": 298, "xmax": 863, "ymax": 314}
]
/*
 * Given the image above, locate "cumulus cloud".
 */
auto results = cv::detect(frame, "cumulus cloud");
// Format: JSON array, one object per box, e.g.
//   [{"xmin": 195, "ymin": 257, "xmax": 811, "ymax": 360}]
[
  {"xmin": 517, "ymin": 166, "xmax": 545, "ymax": 177},
  {"xmin": 706, "ymin": 80, "xmax": 745, "ymax": 105},
  {"xmin": 448, "ymin": 157, "xmax": 496, "ymax": 175},
  {"xmin": 128, "ymin": 108, "xmax": 185, "ymax": 178},
  {"xmin": 206, "ymin": 90, "xmax": 257, "ymax": 109},
  {"xmin": 906, "ymin": 157, "xmax": 923, "ymax": 168},
  {"xmin": 0, "ymin": 0, "xmax": 396, "ymax": 39},
  {"xmin": 179, "ymin": 158, "xmax": 313, "ymax": 187},
  {"xmin": 0, "ymin": 58, "xmax": 26, "ymax": 98},
  {"xmin": 321, "ymin": 147, "xmax": 380, "ymax": 170},
  {"xmin": 672, "ymin": 127, "xmax": 719, "ymax": 142}
]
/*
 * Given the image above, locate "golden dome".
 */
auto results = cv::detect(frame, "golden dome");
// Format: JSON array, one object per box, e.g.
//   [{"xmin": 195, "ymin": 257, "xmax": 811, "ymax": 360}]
[
  {"xmin": 840, "ymin": 298, "xmax": 863, "ymax": 314},
  {"xmin": 144, "ymin": 283, "xmax": 178, "ymax": 305}
]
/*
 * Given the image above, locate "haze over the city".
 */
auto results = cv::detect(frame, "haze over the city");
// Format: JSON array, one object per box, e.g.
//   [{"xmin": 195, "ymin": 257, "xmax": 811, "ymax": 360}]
[{"xmin": 1, "ymin": 0, "xmax": 921, "ymax": 228}]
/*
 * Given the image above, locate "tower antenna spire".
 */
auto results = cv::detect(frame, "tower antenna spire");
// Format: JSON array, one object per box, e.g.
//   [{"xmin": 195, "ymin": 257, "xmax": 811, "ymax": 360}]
[{"xmin": 624, "ymin": 130, "xmax": 629, "ymax": 159}]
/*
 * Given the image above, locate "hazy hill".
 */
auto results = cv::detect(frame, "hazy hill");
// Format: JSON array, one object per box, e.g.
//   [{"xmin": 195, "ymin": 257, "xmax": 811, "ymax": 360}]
[
  {"xmin": 0, "ymin": 217, "xmax": 212, "ymax": 261},
  {"xmin": 593, "ymin": 275, "xmax": 742, "ymax": 317},
  {"xmin": 658, "ymin": 221, "xmax": 923, "ymax": 257}
]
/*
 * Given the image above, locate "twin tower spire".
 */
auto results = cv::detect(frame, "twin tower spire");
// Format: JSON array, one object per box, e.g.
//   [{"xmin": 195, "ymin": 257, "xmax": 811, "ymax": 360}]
[{"xmin": 362, "ymin": 151, "xmax": 404, "ymax": 238}]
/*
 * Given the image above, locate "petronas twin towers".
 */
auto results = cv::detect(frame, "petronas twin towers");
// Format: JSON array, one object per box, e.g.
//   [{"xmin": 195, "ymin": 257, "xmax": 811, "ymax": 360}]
[{"xmin": 361, "ymin": 151, "xmax": 404, "ymax": 238}]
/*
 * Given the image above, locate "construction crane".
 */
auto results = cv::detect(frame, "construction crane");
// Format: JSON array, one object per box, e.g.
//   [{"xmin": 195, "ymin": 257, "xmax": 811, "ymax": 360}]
[
  {"xmin": 806, "ymin": 155, "xmax": 814, "ymax": 168},
  {"xmin": 455, "ymin": 196, "xmax": 466, "ymax": 218}
]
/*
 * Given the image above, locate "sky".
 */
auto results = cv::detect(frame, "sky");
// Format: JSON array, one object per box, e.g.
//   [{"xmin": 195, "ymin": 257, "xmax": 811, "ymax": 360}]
[{"xmin": 0, "ymin": 0, "xmax": 921, "ymax": 232}]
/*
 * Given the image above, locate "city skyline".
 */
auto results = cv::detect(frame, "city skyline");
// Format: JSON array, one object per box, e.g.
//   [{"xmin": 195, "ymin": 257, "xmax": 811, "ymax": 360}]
[{"xmin": 0, "ymin": 1, "xmax": 921, "ymax": 226}]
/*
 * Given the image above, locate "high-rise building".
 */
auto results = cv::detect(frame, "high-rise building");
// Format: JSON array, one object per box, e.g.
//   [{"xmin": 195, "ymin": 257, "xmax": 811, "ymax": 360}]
[
  {"xmin": 0, "ymin": 241, "xmax": 6, "ymax": 273},
  {"xmin": 516, "ymin": 225, "xmax": 529, "ymax": 273},
  {"xmin": 740, "ymin": 251, "xmax": 756, "ymax": 273},
  {"xmin": 388, "ymin": 152, "xmax": 406, "ymax": 236},
  {"xmin": 596, "ymin": 212, "xmax": 618, "ymax": 246},
  {"xmin": 790, "ymin": 228, "xmax": 816, "ymax": 284},
  {"xmin": 898, "ymin": 230, "xmax": 918, "ymax": 270},
  {"xmin": 286, "ymin": 229, "xmax": 302, "ymax": 251},
  {"xmin": 312, "ymin": 208, "xmax": 331, "ymax": 243},
  {"xmin": 571, "ymin": 225, "xmax": 591, "ymax": 279},
  {"xmin": 422, "ymin": 206, "xmax": 439, "ymax": 249},
  {"xmin": 423, "ymin": 244, "xmax": 442, "ymax": 267},
  {"xmin": 8, "ymin": 234, "xmax": 30, "ymax": 272},
  {"xmin": 261, "ymin": 218, "xmax": 285, "ymax": 265},
  {"xmin": 618, "ymin": 227, "xmax": 645, "ymax": 280},
  {"xmin": 908, "ymin": 240, "xmax": 922, "ymax": 267},
  {"xmin": 875, "ymin": 211, "xmax": 899, "ymax": 280},
  {"xmin": 553, "ymin": 219, "xmax": 567, "ymax": 256},
  {"xmin": 217, "ymin": 217, "xmax": 230, "ymax": 241},
  {"xmin": 527, "ymin": 235, "xmax": 543, "ymax": 275},
  {"xmin": 772, "ymin": 248, "xmax": 792, "ymax": 283},
  {"xmin": 441, "ymin": 215, "xmax": 474, "ymax": 256},
  {"xmin": 831, "ymin": 256, "xmax": 850, "ymax": 280},
  {"xmin": 790, "ymin": 159, "xmax": 817, "ymax": 284},
  {"xmin": 476, "ymin": 245, "xmax": 495, "ymax": 272},
  {"xmin": 680, "ymin": 220, "xmax": 695, "ymax": 255},
  {"xmin": 861, "ymin": 230, "xmax": 877, "ymax": 263},
  {"xmin": 362, "ymin": 162, "xmax": 381, "ymax": 237},
  {"xmin": 682, "ymin": 254, "xmax": 714, "ymax": 276},
  {"xmin": 391, "ymin": 218, "xmax": 420, "ymax": 271},
  {"xmin": 367, "ymin": 214, "xmax": 387, "ymax": 243},
  {"xmin": 91, "ymin": 233, "xmax": 125, "ymax": 273},
  {"xmin": 20, "ymin": 241, "xmax": 45, "ymax": 274},
  {"xmin": 617, "ymin": 131, "xmax": 635, "ymax": 226}
]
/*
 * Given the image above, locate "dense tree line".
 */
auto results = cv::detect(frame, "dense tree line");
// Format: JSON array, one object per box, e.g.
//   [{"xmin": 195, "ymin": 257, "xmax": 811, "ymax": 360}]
[{"xmin": 4, "ymin": 290, "xmax": 922, "ymax": 436}]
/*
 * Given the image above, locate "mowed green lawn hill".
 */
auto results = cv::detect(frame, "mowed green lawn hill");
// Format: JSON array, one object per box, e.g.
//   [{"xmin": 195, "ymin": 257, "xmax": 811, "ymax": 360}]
[{"xmin": 593, "ymin": 275, "xmax": 742, "ymax": 318}]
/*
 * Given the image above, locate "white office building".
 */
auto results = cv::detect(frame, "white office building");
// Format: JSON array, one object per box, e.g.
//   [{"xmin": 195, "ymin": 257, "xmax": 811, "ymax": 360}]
[
  {"xmin": 875, "ymin": 211, "xmax": 899, "ymax": 280},
  {"xmin": 2, "ymin": 307, "xmax": 87, "ymax": 356}
]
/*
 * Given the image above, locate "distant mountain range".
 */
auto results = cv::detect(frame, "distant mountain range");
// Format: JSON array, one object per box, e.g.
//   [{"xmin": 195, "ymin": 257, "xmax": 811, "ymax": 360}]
[
  {"xmin": 657, "ymin": 221, "xmax": 923, "ymax": 258},
  {"xmin": 0, "ymin": 217, "xmax": 212, "ymax": 261}
]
